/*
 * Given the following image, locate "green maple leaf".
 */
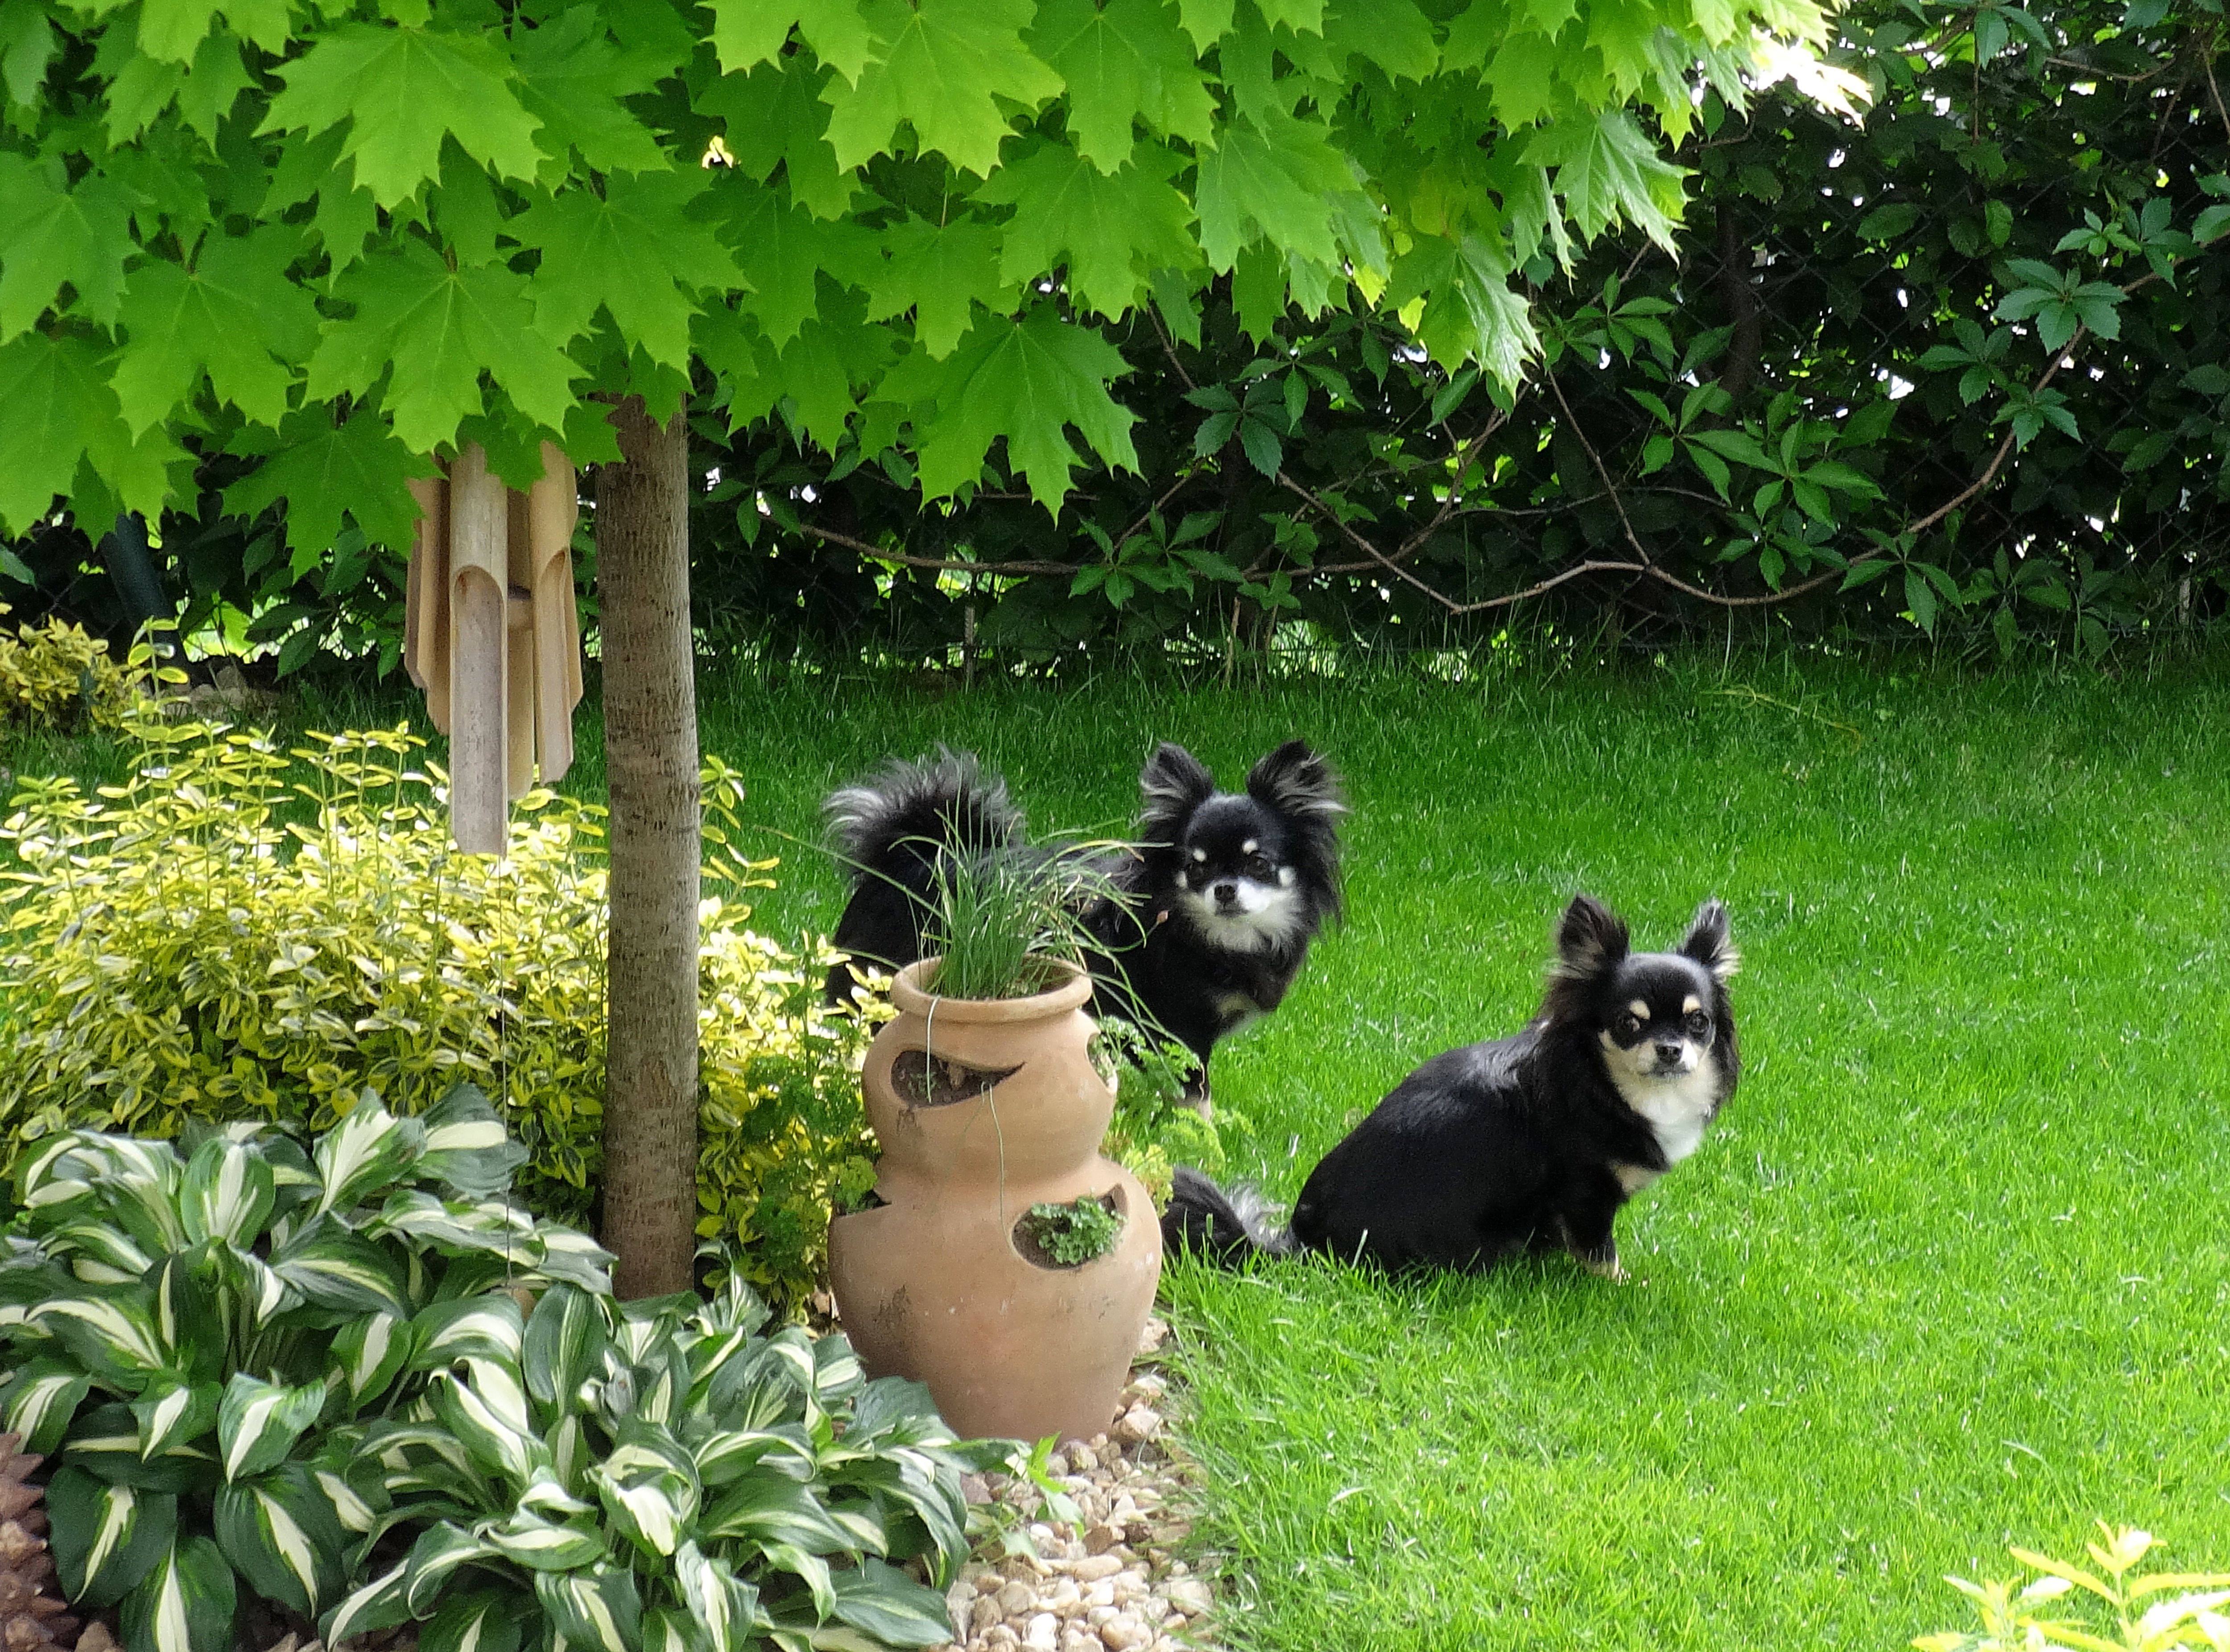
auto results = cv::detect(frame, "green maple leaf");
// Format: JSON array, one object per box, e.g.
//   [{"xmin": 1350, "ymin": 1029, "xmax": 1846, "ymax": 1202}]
[
  {"xmin": 863, "ymin": 214, "xmax": 1008, "ymax": 358},
  {"xmin": 512, "ymin": 170, "xmax": 742, "ymax": 368},
  {"xmin": 913, "ymin": 309, "xmax": 1139, "ymax": 514},
  {"xmin": 1193, "ymin": 115, "xmax": 1348, "ymax": 272},
  {"xmin": 1486, "ymin": 30, "xmax": 1563, "ymax": 128},
  {"xmin": 110, "ymin": 224, "xmax": 319, "ymax": 433},
  {"xmin": 694, "ymin": 58, "xmax": 858, "ymax": 220},
  {"xmin": 1522, "ymin": 111, "xmax": 1686, "ymax": 248},
  {"xmin": 262, "ymin": 24, "xmax": 545, "ymax": 209},
  {"xmin": 176, "ymin": 31, "xmax": 252, "ymax": 143},
  {"xmin": 1256, "ymin": 0, "xmax": 1326, "ymax": 30},
  {"xmin": 1, "ymin": 0, "xmax": 58, "ymax": 107},
  {"xmin": 1322, "ymin": 0, "xmax": 1437, "ymax": 81},
  {"xmin": 1029, "ymin": 0, "xmax": 1214, "ymax": 172},
  {"xmin": 1386, "ymin": 234, "xmax": 1538, "ymax": 387},
  {"xmin": 0, "ymin": 333, "xmax": 182, "ymax": 535},
  {"xmin": 1175, "ymin": 0, "xmax": 1234, "ymax": 49},
  {"xmin": 136, "ymin": 0, "xmax": 285, "ymax": 64},
  {"xmin": 821, "ymin": 0, "xmax": 1061, "ymax": 177},
  {"xmin": 975, "ymin": 138, "xmax": 1198, "ymax": 318},
  {"xmin": 307, "ymin": 239, "xmax": 580, "ymax": 452},
  {"xmin": 515, "ymin": 6, "xmax": 669, "ymax": 175},
  {"xmin": 719, "ymin": 180, "xmax": 876, "ymax": 347},
  {"xmin": 223, "ymin": 406, "xmax": 431, "ymax": 553},
  {"xmin": 705, "ymin": 0, "xmax": 882, "ymax": 82},
  {"xmin": 0, "ymin": 155, "xmax": 133, "ymax": 340}
]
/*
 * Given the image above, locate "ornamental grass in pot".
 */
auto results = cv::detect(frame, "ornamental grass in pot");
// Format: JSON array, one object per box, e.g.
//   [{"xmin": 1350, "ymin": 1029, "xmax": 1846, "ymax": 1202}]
[{"xmin": 828, "ymin": 849, "xmax": 1162, "ymax": 1445}]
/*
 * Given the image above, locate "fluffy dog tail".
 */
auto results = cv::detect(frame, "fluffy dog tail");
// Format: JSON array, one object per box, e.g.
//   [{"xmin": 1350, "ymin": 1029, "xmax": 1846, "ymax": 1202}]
[
  {"xmin": 826, "ymin": 749, "xmax": 1024, "ymax": 879},
  {"xmin": 823, "ymin": 751, "xmax": 1025, "ymax": 1000},
  {"xmin": 1160, "ymin": 1167, "xmax": 1299, "ymax": 1265}
]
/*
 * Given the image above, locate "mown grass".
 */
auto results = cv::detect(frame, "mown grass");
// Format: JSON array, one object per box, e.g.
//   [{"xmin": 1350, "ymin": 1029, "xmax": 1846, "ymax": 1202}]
[{"xmin": 8, "ymin": 648, "xmax": 2228, "ymax": 1648}]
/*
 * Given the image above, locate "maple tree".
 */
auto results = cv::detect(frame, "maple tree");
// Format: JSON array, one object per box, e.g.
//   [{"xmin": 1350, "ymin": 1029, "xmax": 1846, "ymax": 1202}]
[{"xmin": 0, "ymin": 0, "xmax": 1855, "ymax": 1289}]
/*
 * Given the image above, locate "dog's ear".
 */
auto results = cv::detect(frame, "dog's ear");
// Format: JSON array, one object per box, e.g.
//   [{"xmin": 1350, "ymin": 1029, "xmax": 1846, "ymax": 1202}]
[
  {"xmin": 1679, "ymin": 898, "xmax": 1739, "ymax": 981},
  {"xmin": 1245, "ymin": 740, "xmax": 1347, "ymax": 820},
  {"xmin": 1553, "ymin": 894, "xmax": 1630, "ymax": 979},
  {"xmin": 1138, "ymin": 743, "xmax": 1216, "ymax": 841}
]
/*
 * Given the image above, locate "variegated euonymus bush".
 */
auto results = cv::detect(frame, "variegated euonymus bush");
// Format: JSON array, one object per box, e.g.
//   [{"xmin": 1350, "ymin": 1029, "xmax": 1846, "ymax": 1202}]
[
  {"xmin": 0, "ymin": 1086, "xmax": 615, "ymax": 1652},
  {"xmin": 0, "ymin": 716, "xmax": 884, "ymax": 1311},
  {"xmin": 322, "ymin": 1276, "xmax": 984, "ymax": 1652}
]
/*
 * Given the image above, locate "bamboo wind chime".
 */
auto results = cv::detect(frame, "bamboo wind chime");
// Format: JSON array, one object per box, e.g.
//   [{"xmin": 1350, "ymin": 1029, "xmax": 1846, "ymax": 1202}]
[{"xmin": 403, "ymin": 442, "xmax": 584, "ymax": 856}]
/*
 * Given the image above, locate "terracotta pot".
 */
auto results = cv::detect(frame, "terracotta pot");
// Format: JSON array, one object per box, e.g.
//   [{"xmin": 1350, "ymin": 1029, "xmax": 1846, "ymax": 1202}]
[{"xmin": 828, "ymin": 958, "xmax": 1162, "ymax": 1444}]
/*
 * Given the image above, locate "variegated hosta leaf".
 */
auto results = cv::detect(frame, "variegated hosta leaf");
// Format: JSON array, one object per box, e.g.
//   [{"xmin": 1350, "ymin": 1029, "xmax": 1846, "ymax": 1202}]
[
  {"xmin": 522, "ymin": 1284, "xmax": 610, "ymax": 1412},
  {"xmin": 412, "ymin": 1294, "xmax": 525, "ymax": 1370},
  {"xmin": 700, "ymin": 1467, "xmax": 855, "ymax": 1557},
  {"xmin": 690, "ymin": 1271, "xmax": 770, "ymax": 1342},
  {"xmin": 320, "ymin": 1559, "xmax": 413, "ymax": 1646},
  {"xmin": 419, "ymin": 1588, "xmax": 528, "ymax": 1652},
  {"xmin": 216, "ymin": 1372, "xmax": 325, "ymax": 1482},
  {"xmin": 479, "ymin": 1508, "xmax": 607, "ymax": 1571},
  {"xmin": 130, "ymin": 1381, "xmax": 219, "ymax": 1462},
  {"xmin": 212, "ymin": 1465, "xmax": 347, "ymax": 1619},
  {"xmin": 844, "ymin": 1377, "xmax": 955, "ymax": 1450},
  {"xmin": 674, "ymin": 1539, "xmax": 761, "ymax": 1652},
  {"xmin": 330, "ymin": 1311, "xmax": 417, "ymax": 1408},
  {"xmin": 415, "ymin": 1083, "xmax": 529, "ymax": 1196},
  {"xmin": 15, "ymin": 1133, "xmax": 94, "ymax": 1211},
  {"xmin": 706, "ymin": 1329, "xmax": 817, "ymax": 1432},
  {"xmin": 533, "ymin": 1561, "xmax": 643, "ymax": 1652},
  {"xmin": 828, "ymin": 1557, "xmax": 961, "ymax": 1649},
  {"xmin": 46, "ymin": 1465, "xmax": 176, "ymax": 1610},
  {"xmin": 148, "ymin": 1253, "xmax": 224, "ymax": 1384},
  {"xmin": 588, "ymin": 1421, "xmax": 702, "ymax": 1560},
  {"xmin": 119, "ymin": 1533, "xmax": 236, "ymax": 1652},
  {"xmin": 691, "ymin": 1425, "xmax": 817, "ymax": 1491},
  {"xmin": 28, "ymin": 1287, "xmax": 171, "ymax": 1384},
  {"xmin": 361, "ymin": 1418, "xmax": 480, "ymax": 1487},
  {"xmin": 312, "ymin": 1464, "xmax": 383, "ymax": 1537},
  {"xmin": 178, "ymin": 1136, "xmax": 276, "ymax": 1248},
  {"xmin": 48, "ymin": 1217, "xmax": 156, "ymax": 1286},
  {"xmin": 313, "ymin": 1094, "xmax": 427, "ymax": 1217},
  {"xmin": 762, "ymin": 1541, "xmax": 834, "ymax": 1622},
  {"xmin": 639, "ymin": 1605, "xmax": 696, "ymax": 1652},
  {"xmin": 371, "ymin": 1190, "xmax": 537, "ymax": 1260},
  {"xmin": 516, "ymin": 1467, "xmax": 595, "ymax": 1519},
  {"xmin": 616, "ymin": 1342, "xmax": 691, "ymax": 1431},
  {"xmin": 460, "ymin": 1356, "xmax": 533, "ymax": 1437},
  {"xmin": 29, "ymin": 1135, "xmax": 186, "ymax": 1256},
  {"xmin": 0, "ymin": 1358, "xmax": 91, "ymax": 1454},
  {"xmin": 528, "ymin": 1227, "xmax": 616, "ymax": 1294},
  {"xmin": 271, "ymin": 1217, "xmax": 414, "ymax": 1319},
  {"xmin": 430, "ymin": 1369, "xmax": 549, "ymax": 1485},
  {"xmin": 811, "ymin": 1336, "xmax": 864, "ymax": 1409},
  {"xmin": 402, "ymin": 1520, "xmax": 498, "ymax": 1617},
  {"xmin": 60, "ymin": 1403, "xmax": 210, "ymax": 1493}
]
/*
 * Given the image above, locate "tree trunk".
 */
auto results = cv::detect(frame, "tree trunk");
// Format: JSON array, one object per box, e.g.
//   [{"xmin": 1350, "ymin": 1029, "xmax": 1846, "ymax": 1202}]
[{"xmin": 596, "ymin": 395, "xmax": 701, "ymax": 1299}]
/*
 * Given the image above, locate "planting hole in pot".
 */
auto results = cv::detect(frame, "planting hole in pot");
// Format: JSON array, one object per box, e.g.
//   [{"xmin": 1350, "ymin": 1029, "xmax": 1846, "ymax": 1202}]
[
  {"xmin": 889, "ymin": 1051, "xmax": 1022, "ymax": 1108},
  {"xmin": 1012, "ymin": 1188, "xmax": 1127, "ymax": 1269}
]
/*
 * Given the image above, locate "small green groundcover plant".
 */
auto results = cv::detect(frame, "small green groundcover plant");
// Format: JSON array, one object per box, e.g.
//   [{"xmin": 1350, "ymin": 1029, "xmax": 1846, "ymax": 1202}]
[
  {"xmin": 1016, "ymin": 1196, "xmax": 1123, "ymax": 1268},
  {"xmin": 1916, "ymin": 1524, "xmax": 2230, "ymax": 1652},
  {"xmin": 0, "ymin": 1090, "xmax": 989, "ymax": 1652},
  {"xmin": 0, "ymin": 715, "xmax": 881, "ymax": 1311}
]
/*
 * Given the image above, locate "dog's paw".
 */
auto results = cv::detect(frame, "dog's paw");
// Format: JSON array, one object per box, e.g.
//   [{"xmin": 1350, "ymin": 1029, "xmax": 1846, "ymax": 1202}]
[{"xmin": 1579, "ymin": 1250, "xmax": 1627, "ymax": 1283}]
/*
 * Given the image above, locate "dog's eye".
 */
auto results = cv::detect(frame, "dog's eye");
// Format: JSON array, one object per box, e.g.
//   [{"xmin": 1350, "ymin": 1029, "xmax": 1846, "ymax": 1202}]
[
  {"xmin": 1684, "ymin": 1010, "xmax": 1710, "ymax": 1036},
  {"xmin": 1617, "ymin": 1013, "xmax": 1643, "ymax": 1038},
  {"xmin": 1246, "ymin": 854, "xmax": 1274, "ymax": 877}
]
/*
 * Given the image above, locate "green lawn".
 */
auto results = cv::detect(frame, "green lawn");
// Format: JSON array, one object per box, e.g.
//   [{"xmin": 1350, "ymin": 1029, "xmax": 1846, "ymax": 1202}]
[
  {"xmin": 696, "ymin": 655, "xmax": 2230, "ymax": 1652},
  {"xmin": 9, "ymin": 650, "xmax": 2227, "ymax": 1649}
]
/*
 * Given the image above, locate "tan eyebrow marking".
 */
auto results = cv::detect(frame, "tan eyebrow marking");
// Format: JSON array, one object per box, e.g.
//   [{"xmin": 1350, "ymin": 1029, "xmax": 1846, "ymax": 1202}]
[
  {"xmin": 1192, "ymin": 848, "xmax": 1207, "ymax": 861},
  {"xmin": 1242, "ymin": 839, "xmax": 1258, "ymax": 854},
  {"xmin": 1682, "ymin": 994, "xmax": 1702, "ymax": 1014},
  {"xmin": 1627, "ymin": 1000, "xmax": 1650, "ymax": 1019}
]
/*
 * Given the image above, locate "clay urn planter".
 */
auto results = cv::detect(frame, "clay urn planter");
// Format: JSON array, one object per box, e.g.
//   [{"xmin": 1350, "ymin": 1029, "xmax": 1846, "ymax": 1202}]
[{"xmin": 828, "ymin": 957, "xmax": 1162, "ymax": 1445}]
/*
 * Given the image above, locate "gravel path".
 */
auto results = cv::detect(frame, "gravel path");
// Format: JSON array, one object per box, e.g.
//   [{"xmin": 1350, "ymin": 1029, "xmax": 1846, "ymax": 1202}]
[{"xmin": 932, "ymin": 1316, "xmax": 1220, "ymax": 1652}]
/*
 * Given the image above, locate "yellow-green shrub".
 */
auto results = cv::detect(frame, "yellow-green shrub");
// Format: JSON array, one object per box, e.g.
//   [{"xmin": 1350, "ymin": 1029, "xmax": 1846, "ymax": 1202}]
[
  {"xmin": 0, "ymin": 716, "xmax": 880, "ymax": 1310},
  {"xmin": 0, "ymin": 605, "xmax": 142, "ymax": 730}
]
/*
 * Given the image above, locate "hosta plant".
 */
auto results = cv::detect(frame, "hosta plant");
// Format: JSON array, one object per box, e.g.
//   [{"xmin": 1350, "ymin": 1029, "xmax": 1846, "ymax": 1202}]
[
  {"xmin": 322, "ymin": 1273, "xmax": 989, "ymax": 1652},
  {"xmin": 1916, "ymin": 1523, "xmax": 2230, "ymax": 1652},
  {"xmin": 0, "ymin": 1086, "xmax": 615, "ymax": 1652}
]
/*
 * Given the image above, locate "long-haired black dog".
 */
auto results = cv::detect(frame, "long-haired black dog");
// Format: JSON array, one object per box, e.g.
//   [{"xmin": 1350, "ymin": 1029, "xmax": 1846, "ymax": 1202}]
[
  {"xmin": 822, "ymin": 742, "xmax": 1345, "ymax": 1095},
  {"xmin": 1163, "ymin": 894, "xmax": 1739, "ymax": 1280}
]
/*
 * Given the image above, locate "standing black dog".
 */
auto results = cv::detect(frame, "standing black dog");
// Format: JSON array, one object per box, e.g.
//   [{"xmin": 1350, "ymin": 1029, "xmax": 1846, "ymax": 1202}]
[
  {"xmin": 823, "ymin": 742, "xmax": 1346, "ymax": 1096},
  {"xmin": 1163, "ymin": 894, "xmax": 1739, "ymax": 1280}
]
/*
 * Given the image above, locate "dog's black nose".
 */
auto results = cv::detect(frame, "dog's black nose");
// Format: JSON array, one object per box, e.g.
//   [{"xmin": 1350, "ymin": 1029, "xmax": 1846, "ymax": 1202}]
[
  {"xmin": 1213, "ymin": 882, "xmax": 1237, "ymax": 904},
  {"xmin": 1653, "ymin": 1041, "xmax": 1683, "ymax": 1065}
]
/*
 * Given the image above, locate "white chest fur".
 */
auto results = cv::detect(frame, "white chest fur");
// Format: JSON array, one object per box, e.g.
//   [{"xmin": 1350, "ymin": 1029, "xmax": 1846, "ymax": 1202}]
[{"xmin": 1611, "ymin": 1063, "xmax": 1722, "ymax": 1167}]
